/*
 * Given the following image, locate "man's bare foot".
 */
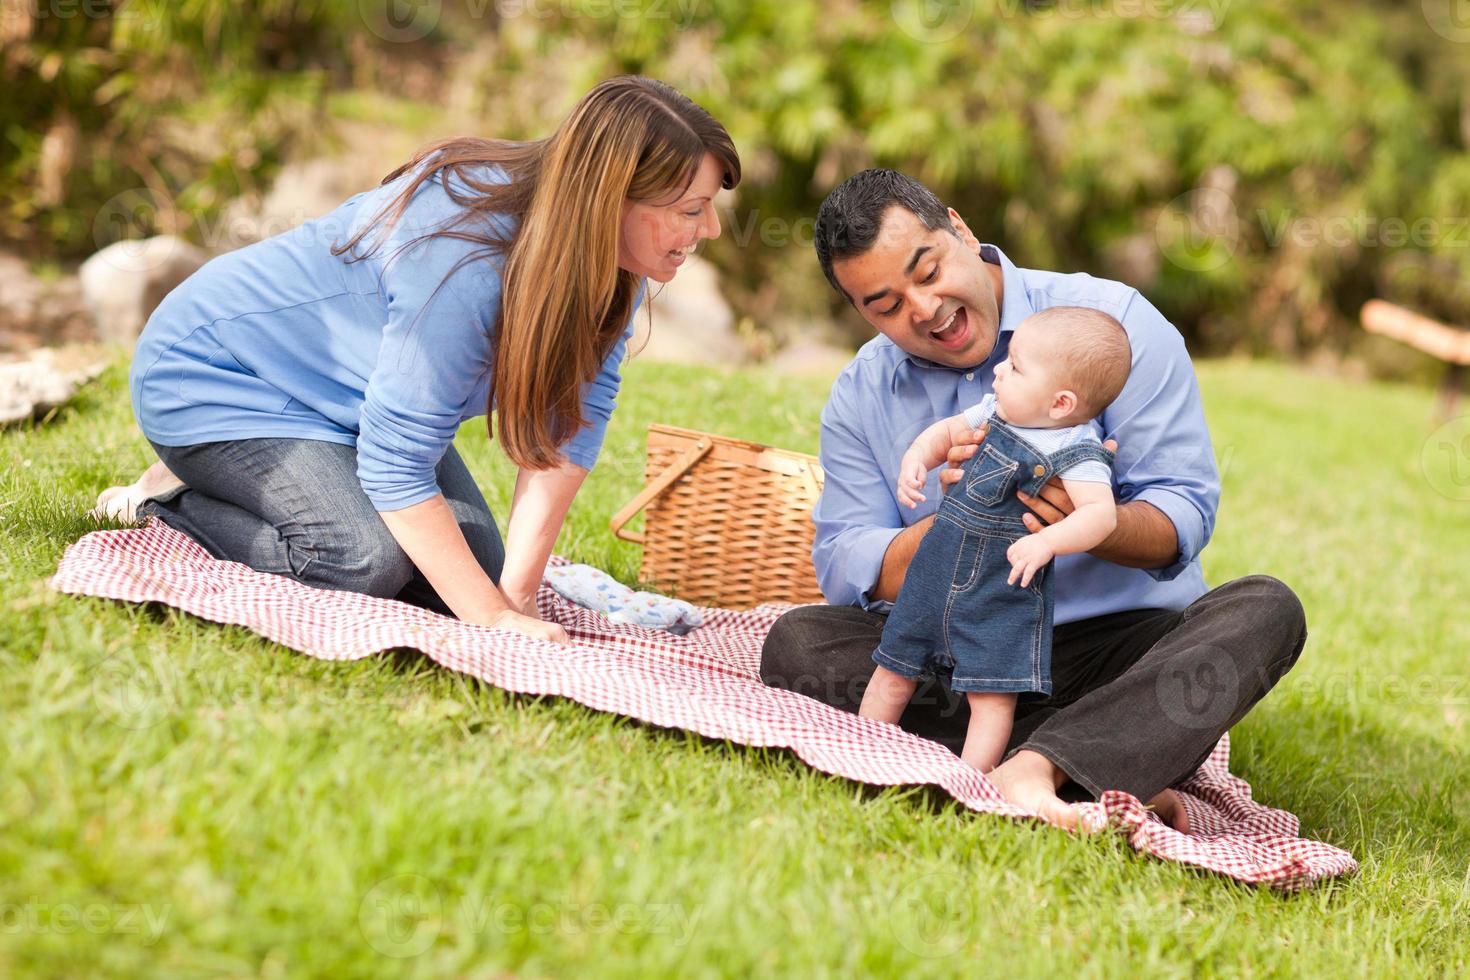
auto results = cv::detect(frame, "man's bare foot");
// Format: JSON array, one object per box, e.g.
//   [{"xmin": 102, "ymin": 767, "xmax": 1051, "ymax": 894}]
[
  {"xmin": 91, "ymin": 460, "xmax": 184, "ymax": 523},
  {"xmin": 987, "ymin": 749, "xmax": 1079, "ymax": 831},
  {"xmin": 1146, "ymin": 788, "xmax": 1190, "ymax": 834}
]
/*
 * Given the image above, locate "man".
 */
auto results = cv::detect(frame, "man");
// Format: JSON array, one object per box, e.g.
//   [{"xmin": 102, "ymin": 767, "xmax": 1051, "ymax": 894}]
[{"xmin": 759, "ymin": 169, "xmax": 1306, "ymax": 828}]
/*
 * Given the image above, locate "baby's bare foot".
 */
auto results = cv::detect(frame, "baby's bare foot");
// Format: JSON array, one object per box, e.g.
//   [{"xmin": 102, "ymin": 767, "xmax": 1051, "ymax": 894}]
[
  {"xmin": 1146, "ymin": 788, "xmax": 1190, "ymax": 834},
  {"xmin": 91, "ymin": 460, "xmax": 183, "ymax": 523},
  {"xmin": 987, "ymin": 750, "xmax": 1079, "ymax": 831}
]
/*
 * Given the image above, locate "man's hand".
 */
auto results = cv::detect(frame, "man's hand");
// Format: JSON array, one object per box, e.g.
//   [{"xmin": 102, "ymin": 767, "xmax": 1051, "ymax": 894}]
[
  {"xmin": 1015, "ymin": 438, "xmax": 1119, "ymax": 533},
  {"xmin": 1006, "ymin": 533, "xmax": 1054, "ymax": 588},
  {"xmin": 937, "ymin": 422, "xmax": 989, "ymax": 494}
]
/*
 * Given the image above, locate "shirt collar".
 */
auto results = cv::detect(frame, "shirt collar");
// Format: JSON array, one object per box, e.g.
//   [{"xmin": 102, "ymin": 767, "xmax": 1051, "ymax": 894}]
[
  {"xmin": 890, "ymin": 242, "xmax": 1034, "ymax": 384},
  {"xmin": 986, "ymin": 243, "xmax": 1035, "ymax": 337}
]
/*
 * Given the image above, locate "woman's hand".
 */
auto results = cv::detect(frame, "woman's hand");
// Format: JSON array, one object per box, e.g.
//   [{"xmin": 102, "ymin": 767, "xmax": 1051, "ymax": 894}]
[
  {"xmin": 500, "ymin": 587, "xmax": 539, "ymax": 619},
  {"xmin": 486, "ymin": 607, "xmax": 570, "ymax": 645}
]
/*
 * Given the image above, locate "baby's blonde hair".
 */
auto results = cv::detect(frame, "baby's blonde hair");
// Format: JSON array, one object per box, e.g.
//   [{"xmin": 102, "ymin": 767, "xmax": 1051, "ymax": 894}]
[{"xmin": 1025, "ymin": 306, "xmax": 1132, "ymax": 420}]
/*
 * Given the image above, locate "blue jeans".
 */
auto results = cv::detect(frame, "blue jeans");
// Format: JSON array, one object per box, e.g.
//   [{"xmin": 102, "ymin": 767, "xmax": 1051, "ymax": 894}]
[{"xmin": 141, "ymin": 438, "xmax": 504, "ymax": 615}]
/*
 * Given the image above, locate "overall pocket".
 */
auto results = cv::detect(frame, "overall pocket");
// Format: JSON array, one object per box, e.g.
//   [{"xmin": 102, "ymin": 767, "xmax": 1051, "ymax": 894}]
[
  {"xmin": 963, "ymin": 444, "xmax": 1019, "ymax": 507},
  {"xmin": 948, "ymin": 529, "xmax": 989, "ymax": 593}
]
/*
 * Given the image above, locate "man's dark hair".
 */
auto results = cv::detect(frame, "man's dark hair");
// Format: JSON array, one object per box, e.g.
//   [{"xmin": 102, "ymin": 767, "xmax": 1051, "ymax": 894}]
[{"xmin": 813, "ymin": 168, "xmax": 954, "ymax": 302}]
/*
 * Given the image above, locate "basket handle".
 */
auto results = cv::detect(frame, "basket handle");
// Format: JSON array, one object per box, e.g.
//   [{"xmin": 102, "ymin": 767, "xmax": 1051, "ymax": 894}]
[{"xmin": 608, "ymin": 438, "xmax": 714, "ymax": 544}]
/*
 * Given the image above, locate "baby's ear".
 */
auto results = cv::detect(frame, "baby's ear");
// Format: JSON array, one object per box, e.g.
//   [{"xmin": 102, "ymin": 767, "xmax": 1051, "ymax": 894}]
[{"xmin": 1050, "ymin": 389, "xmax": 1078, "ymax": 421}]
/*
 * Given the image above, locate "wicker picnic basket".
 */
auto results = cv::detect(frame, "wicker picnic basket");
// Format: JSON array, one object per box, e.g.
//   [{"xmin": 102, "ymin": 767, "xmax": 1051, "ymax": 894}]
[{"xmin": 609, "ymin": 424, "xmax": 826, "ymax": 609}]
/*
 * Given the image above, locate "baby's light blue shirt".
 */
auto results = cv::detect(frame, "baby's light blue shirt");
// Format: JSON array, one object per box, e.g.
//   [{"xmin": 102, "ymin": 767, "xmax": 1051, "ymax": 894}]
[{"xmin": 131, "ymin": 163, "xmax": 640, "ymax": 511}]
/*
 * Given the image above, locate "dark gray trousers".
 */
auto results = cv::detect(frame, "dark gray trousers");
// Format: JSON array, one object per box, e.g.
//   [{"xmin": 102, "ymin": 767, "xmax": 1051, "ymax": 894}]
[{"xmin": 758, "ymin": 575, "xmax": 1307, "ymax": 802}]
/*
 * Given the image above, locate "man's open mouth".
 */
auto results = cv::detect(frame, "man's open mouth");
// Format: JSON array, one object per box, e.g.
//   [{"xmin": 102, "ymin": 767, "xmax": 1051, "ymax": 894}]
[{"xmin": 930, "ymin": 307, "xmax": 970, "ymax": 348}]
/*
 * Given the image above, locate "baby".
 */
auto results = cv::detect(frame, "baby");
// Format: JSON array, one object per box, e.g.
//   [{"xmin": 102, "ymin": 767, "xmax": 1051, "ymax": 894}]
[{"xmin": 859, "ymin": 306, "xmax": 1131, "ymax": 774}]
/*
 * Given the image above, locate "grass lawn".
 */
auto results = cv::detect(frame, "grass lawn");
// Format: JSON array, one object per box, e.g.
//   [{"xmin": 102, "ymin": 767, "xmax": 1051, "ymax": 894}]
[{"xmin": 2, "ymin": 355, "xmax": 1468, "ymax": 977}]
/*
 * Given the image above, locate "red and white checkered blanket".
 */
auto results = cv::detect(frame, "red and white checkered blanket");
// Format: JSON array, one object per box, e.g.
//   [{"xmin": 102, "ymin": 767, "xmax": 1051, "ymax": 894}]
[{"xmin": 51, "ymin": 523, "xmax": 1356, "ymax": 890}]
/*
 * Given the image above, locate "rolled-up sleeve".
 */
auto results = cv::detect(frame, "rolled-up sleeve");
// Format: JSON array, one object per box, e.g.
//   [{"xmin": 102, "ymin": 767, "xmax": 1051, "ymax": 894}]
[
  {"xmin": 357, "ymin": 235, "xmax": 498, "ymax": 511},
  {"xmin": 812, "ymin": 375, "xmax": 905, "ymax": 609},
  {"xmin": 1107, "ymin": 292, "xmax": 1220, "ymax": 580},
  {"xmin": 557, "ymin": 290, "xmax": 641, "ymax": 471}
]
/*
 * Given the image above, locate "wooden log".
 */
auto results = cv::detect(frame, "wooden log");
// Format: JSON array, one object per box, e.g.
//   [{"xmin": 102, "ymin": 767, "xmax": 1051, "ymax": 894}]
[{"xmin": 1360, "ymin": 299, "xmax": 1470, "ymax": 365}]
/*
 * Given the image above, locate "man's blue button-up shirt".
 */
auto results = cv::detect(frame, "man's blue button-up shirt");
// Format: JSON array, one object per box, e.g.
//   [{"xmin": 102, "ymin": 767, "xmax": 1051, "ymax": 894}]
[{"xmin": 812, "ymin": 244, "xmax": 1218, "ymax": 625}]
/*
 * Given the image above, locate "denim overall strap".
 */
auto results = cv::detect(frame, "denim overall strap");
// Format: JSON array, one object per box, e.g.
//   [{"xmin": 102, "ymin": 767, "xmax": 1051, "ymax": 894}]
[
  {"xmin": 950, "ymin": 419, "xmax": 1048, "ymax": 526},
  {"xmin": 1013, "ymin": 438, "xmax": 1115, "ymax": 497}
]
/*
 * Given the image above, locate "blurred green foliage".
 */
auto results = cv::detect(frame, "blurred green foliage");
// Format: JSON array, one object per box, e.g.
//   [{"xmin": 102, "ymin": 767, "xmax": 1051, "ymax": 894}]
[
  {"xmin": 1, "ymin": 1, "xmax": 353, "ymax": 256},
  {"xmin": 6, "ymin": 0, "xmax": 1470, "ymax": 360}
]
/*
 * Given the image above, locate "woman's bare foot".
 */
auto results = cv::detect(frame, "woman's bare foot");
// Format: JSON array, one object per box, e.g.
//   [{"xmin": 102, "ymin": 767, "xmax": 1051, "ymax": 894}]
[
  {"xmin": 986, "ymin": 749, "xmax": 1079, "ymax": 831},
  {"xmin": 92, "ymin": 460, "xmax": 184, "ymax": 523},
  {"xmin": 1146, "ymin": 788, "xmax": 1190, "ymax": 834}
]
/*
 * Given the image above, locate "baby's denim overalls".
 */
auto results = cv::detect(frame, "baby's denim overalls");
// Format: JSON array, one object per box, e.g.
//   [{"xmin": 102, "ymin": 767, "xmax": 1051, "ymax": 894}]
[{"xmin": 873, "ymin": 419, "xmax": 1114, "ymax": 695}]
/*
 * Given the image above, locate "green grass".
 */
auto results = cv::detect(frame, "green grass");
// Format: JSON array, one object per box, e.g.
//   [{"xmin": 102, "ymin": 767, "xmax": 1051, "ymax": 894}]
[{"xmin": 2, "ymin": 356, "xmax": 1468, "ymax": 977}]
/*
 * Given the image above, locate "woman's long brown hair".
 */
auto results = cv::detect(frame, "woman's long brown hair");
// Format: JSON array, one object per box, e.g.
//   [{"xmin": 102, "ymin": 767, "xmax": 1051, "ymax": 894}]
[{"xmin": 332, "ymin": 76, "xmax": 740, "ymax": 469}]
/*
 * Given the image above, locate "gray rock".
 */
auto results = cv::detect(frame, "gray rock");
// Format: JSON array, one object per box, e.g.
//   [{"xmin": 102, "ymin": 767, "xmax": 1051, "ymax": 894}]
[
  {"xmin": 630, "ymin": 255, "xmax": 750, "ymax": 366},
  {"xmin": 768, "ymin": 339, "xmax": 855, "ymax": 379},
  {"xmin": 0, "ymin": 250, "xmax": 94, "ymax": 351},
  {"xmin": 0, "ymin": 252, "xmax": 43, "ymax": 319},
  {"xmin": 217, "ymin": 152, "xmax": 393, "ymax": 248},
  {"xmin": 0, "ymin": 345, "xmax": 108, "ymax": 425},
  {"xmin": 79, "ymin": 236, "xmax": 207, "ymax": 347}
]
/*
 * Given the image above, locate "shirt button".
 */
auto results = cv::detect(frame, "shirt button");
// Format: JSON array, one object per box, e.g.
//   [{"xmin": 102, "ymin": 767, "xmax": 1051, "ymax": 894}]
[
  {"xmin": 965, "ymin": 372, "xmax": 974, "ymax": 381},
  {"xmin": 1033, "ymin": 464, "xmax": 1046, "ymax": 477}
]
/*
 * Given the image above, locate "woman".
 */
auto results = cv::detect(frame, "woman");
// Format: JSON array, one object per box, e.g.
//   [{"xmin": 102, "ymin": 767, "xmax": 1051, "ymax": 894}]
[{"xmin": 98, "ymin": 76, "xmax": 740, "ymax": 644}]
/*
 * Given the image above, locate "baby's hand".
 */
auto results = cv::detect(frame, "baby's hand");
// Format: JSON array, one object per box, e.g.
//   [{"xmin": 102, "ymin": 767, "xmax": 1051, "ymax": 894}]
[
  {"xmin": 896, "ymin": 456, "xmax": 929, "ymax": 509},
  {"xmin": 1006, "ymin": 534, "xmax": 1055, "ymax": 589}
]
